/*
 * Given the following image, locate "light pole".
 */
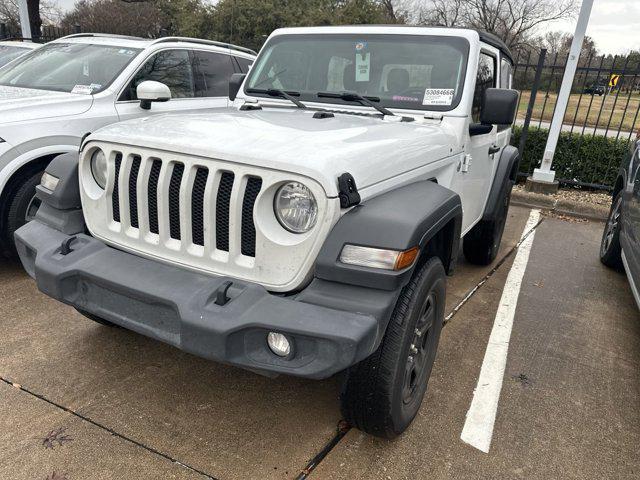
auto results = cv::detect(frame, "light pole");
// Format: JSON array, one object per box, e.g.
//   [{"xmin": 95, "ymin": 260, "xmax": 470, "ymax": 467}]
[
  {"xmin": 529, "ymin": 0, "xmax": 595, "ymax": 191},
  {"xmin": 18, "ymin": 0, "xmax": 32, "ymax": 40}
]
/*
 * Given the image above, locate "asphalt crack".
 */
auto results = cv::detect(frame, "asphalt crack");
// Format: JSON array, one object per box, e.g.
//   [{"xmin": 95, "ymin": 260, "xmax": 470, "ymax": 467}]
[
  {"xmin": 444, "ymin": 215, "xmax": 544, "ymax": 326},
  {"xmin": 0, "ymin": 377, "xmax": 218, "ymax": 480}
]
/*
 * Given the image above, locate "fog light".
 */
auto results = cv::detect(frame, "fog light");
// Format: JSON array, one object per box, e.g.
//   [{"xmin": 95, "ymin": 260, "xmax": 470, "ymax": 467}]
[
  {"xmin": 267, "ymin": 332, "xmax": 291, "ymax": 357},
  {"xmin": 41, "ymin": 172, "xmax": 59, "ymax": 192}
]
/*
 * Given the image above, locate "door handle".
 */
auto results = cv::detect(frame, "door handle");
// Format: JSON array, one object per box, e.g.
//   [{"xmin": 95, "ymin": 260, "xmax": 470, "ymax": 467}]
[{"xmin": 489, "ymin": 145, "xmax": 501, "ymax": 155}]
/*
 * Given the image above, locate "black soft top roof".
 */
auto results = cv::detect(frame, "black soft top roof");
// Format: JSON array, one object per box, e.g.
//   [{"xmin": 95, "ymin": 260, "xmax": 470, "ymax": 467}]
[{"xmin": 476, "ymin": 30, "xmax": 514, "ymax": 63}]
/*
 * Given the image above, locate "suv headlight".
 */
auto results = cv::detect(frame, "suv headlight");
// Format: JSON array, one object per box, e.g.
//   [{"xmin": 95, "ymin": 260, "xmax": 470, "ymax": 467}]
[
  {"xmin": 90, "ymin": 149, "xmax": 108, "ymax": 189},
  {"xmin": 274, "ymin": 182, "xmax": 318, "ymax": 233}
]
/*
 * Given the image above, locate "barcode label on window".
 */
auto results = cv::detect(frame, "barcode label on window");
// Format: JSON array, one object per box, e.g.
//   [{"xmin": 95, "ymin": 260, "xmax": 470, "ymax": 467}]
[{"xmin": 422, "ymin": 88, "xmax": 454, "ymax": 106}]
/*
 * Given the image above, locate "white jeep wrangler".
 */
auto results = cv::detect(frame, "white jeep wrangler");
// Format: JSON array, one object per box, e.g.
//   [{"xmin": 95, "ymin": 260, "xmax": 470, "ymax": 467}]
[{"xmin": 16, "ymin": 26, "xmax": 519, "ymax": 439}]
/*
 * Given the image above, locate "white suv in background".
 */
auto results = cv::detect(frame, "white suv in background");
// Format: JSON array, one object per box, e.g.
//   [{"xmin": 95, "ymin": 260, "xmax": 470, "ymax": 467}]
[
  {"xmin": 0, "ymin": 33, "xmax": 255, "ymax": 255},
  {"xmin": 0, "ymin": 41, "xmax": 41, "ymax": 68}
]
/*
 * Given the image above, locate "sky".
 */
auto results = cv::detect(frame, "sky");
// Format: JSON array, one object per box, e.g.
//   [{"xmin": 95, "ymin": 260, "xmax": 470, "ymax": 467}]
[
  {"xmin": 52, "ymin": 0, "xmax": 639, "ymax": 55},
  {"xmin": 552, "ymin": 0, "xmax": 640, "ymax": 55}
]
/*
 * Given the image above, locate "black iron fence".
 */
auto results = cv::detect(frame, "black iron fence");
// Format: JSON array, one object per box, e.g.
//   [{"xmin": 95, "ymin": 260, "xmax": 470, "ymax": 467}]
[
  {"xmin": 513, "ymin": 48, "xmax": 640, "ymax": 189},
  {"xmin": 0, "ymin": 23, "xmax": 82, "ymax": 42}
]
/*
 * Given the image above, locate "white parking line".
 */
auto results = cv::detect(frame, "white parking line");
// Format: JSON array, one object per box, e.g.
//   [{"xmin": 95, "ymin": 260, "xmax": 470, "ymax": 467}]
[{"xmin": 460, "ymin": 209, "xmax": 541, "ymax": 453}]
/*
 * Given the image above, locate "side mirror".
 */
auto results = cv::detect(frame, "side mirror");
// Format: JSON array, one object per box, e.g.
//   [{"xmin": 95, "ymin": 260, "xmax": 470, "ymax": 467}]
[
  {"xmin": 480, "ymin": 88, "xmax": 519, "ymax": 126},
  {"xmin": 137, "ymin": 80, "xmax": 171, "ymax": 110},
  {"xmin": 229, "ymin": 73, "xmax": 246, "ymax": 102}
]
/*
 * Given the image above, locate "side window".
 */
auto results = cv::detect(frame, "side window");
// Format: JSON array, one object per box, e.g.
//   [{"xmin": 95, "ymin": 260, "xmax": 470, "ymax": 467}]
[
  {"xmin": 500, "ymin": 58, "xmax": 513, "ymax": 89},
  {"xmin": 235, "ymin": 56, "xmax": 253, "ymax": 74},
  {"xmin": 472, "ymin": 52, "xmax": 496, "ymax": 123},
  {"xmin": 193, "ymin": 51, "xmax": 235, "ymax": 97},
  {"xmin": 119, "ymin": 49, "xmax": 195, "ymax": 101}
]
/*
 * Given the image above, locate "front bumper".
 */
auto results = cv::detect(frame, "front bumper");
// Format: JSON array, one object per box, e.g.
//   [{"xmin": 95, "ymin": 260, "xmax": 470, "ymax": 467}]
[{"xmin": 15, "ymin": 220, "xmax": 380, "ymax": 379}]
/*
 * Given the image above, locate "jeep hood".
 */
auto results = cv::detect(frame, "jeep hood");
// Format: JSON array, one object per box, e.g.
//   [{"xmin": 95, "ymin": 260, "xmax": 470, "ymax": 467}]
[
  {"xmin": 0, "ymin": 85, "xmax": 93, "ymax": 124},
  {"xmin": 88, "ymin": 108, "xmax": 457, "ymax": 197}
]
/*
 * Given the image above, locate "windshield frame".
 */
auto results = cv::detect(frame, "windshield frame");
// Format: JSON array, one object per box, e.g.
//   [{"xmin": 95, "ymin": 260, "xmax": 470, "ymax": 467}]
[
  {"xmin": 243, "ymin": 33, "xmax": 470, "ymax": 113},
  {"xmin": 0, "ymin": 42, "xmax": 144, "ymax": 94}
]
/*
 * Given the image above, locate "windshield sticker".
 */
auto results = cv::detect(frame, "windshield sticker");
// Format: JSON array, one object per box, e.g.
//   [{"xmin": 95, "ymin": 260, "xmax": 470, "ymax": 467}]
[
  {"xmin": 71, "ymin": 84, "xmax": 94, "ymax": 95},
  {"xmin": 422, "ymin": 88, "xmax": 454, "ymax": 106},
  {"xmin": 355, "ymin": 41, "xmax": 370, "ymax": 82},
  {"xmin": 118, "ymin": 49, "xmax": 137, "ymax": 55},
  {"xmin": 392, "ymin": 95, "xmax": 421, "ymax": 103}
]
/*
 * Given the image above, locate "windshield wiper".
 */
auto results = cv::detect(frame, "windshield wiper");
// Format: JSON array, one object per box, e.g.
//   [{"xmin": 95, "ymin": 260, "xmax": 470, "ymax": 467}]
[
  {"xmin": 245, "ymin": 87, "xmax": 307, "ymax": 109},
  {"xmin": 316, "ymin": 91, "xmax": 394, "ymax": 117}
]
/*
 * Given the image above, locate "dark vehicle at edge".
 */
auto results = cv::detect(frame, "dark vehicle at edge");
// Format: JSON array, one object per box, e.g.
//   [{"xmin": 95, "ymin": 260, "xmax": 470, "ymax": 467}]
[{"xmin": 600, "ymin": 130, "xmax": 640, "ymax": 307}]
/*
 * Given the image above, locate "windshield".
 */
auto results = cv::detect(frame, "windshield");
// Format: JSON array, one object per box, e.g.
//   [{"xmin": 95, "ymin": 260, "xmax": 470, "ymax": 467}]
[
  {"xmin": 0, "ymin": 45, "xmax": 32, "ymax": 68},
  {"xmin": 0, "ymin": 42, "xmax": 142, "ymax": 94},
  {"xmin": 245, "ymin": 34, "xmax": 469, "ymax": 112}
]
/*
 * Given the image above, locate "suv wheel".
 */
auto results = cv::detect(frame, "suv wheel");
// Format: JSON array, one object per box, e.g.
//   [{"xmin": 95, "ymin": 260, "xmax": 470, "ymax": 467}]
[
  {"xmin": 3, "ymin": 169, "xmax": 44, "ymax": 256},
  {"xmin": 463, "ymin": 180, "xmax": 511, "ymax": 265},
  {"xmin": 340, "ymin": 257, "xmax": 445, "ymax": 439},
  {"xmin": 600, "ymin": 191, "xmax": 623, "ymax": 270}
]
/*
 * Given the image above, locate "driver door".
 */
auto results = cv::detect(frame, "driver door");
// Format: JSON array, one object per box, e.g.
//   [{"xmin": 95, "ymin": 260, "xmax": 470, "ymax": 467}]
[
  {"xmin": 115, "ymin": 49, "xmax": 230, "ymax": 121},
  {"xmin": 459, "ymin": 51, "xmax": 499, "ymax": 233}
]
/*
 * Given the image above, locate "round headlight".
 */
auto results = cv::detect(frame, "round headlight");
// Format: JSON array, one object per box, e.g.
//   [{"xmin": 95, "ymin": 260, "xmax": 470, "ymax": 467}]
[
  {"xmin": 90, "ymin": 149, "xmax": 108, "ymax": 189},
  {"xmin": 274, "ymin": 182, "xmax": 318, "ymax": 233}
]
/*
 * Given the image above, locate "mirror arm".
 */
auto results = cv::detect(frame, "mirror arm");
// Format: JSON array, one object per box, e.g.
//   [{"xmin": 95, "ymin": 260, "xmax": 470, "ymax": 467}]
[
  {"xmin": 469, "ymin": 123, "xmax": 494, "ymax": 136},
  {"xmin": 139, "ymin": 97, "xmax": 170, "ymax": 110}
]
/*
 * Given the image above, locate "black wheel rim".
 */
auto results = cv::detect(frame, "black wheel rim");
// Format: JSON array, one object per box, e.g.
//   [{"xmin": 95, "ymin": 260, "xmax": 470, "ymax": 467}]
[
  {"xmin": 602, "ymin": 195, "xmax": 621, "ymax": 256},
  {"xmin": 402, "ymin": 292, "xmax": 438, "ymax": 405},
  {"xmin": 25, "ymin": 194, "xmax": 41, "ymax": 223}
]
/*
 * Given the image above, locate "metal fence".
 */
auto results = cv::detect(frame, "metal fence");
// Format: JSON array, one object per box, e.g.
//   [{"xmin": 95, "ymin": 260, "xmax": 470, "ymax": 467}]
[
  {"xmin": 0, "ymin": 23, "xmax": 82, "ymax": 42},
  {"xmin": 513, "ymin": 48, "xmax": 640, "ymax": 189}
]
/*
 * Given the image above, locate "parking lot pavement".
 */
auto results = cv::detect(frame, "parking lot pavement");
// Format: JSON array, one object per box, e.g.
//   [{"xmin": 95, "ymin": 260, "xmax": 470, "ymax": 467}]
[
  {"xmin": 1, "ymin": 205, "xmax": 638, "ymax": 479},
  {"xmin": 0, "ymin": 386, "xmax": 203, "ymax": 480},
  {"xmin": 313, "ymin": 214, "xmax": 640, "ymax": 479}
]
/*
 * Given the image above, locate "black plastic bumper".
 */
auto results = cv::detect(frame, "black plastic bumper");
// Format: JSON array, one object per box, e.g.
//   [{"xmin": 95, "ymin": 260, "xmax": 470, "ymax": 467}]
[{"xmin": 15, "ymin": 220, "xmax": 381, "ymax": 379}]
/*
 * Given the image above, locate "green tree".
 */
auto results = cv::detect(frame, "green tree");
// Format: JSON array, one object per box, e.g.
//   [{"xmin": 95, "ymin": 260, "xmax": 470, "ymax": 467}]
[{"xmin": 206, "ymin": 0, "xmax": 401, "ymax": 51}]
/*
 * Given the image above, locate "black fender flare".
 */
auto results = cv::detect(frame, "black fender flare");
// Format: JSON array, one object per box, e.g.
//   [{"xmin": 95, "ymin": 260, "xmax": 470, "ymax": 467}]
[
  {"xmin": 32, "ymin": 152, "xmax": 85, "ymax": 235},
  {"xmin": 482, "ymin": 145, "xmax": 519, "ymax": 222},
  {"xmin": 36, "ymin": 152, "xmax": 81, "ymax": 210},
  {"xmin": 315, "ymin": 181, "xmax": 462, "ymax": 291}
]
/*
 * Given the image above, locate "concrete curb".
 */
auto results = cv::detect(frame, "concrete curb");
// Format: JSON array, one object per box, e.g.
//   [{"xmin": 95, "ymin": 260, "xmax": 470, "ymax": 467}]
[{"xmin": 512, "ymin": 189, "xmax": 608, "ymax": 222}]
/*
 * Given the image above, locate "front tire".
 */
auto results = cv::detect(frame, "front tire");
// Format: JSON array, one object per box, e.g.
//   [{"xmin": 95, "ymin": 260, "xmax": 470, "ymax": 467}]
[
  {"xmin": 600, "ymin": 191, "xmax": 623, "ymax": 270},
  {"xmin": 3, "ymin": 169, "xmax": 43, "ymax": 256},
  {"xmin": 463, "ymin": 180, "xmax": 512, "ymax": 265},
  {"xmin": 340, "ymin": 257, "xmax": 446, "ymax": 439}
]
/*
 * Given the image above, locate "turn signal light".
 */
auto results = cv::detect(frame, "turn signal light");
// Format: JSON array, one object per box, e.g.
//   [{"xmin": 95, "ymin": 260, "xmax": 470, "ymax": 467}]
[
  {"xmin": 339, "ymin": 245, "xmax": 420, "ymax": 271},
  {"xmin": 394, "ymin": 246, "xmax": 420, "ymax": 270}
]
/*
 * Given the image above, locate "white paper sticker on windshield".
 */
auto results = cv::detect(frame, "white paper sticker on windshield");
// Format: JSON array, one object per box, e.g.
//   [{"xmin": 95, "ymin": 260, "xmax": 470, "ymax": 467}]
[
  {"xmin": 71, "ymin": 84, "xmax": 94, "ymax": 95},
  {"xmin": 355, "ymin": 53, "xmax": 370, "ymax": 82},
  {"xmin": 355, "ymin": 41, "xmax": 370, "ymax": 83},
  {"xmin": 422, "ymin": 88, "xmax": 454, "ymax": 106}
]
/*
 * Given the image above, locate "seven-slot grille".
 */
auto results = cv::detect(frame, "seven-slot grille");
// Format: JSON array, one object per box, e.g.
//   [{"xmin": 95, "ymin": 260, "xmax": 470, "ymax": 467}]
[{"xmin": 110, "ymin": 153, "xmax": 263, "ymax": 258}]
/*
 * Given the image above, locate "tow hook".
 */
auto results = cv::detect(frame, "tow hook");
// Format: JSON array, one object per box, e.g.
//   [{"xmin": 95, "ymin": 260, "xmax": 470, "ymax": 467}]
[
  {"xmin": 59, "ymin": 236, "xmax": 77, "ymax": 255},
  {"xmin": 214, "ymin": 281, "xmax": 233, "ymax": 306}
]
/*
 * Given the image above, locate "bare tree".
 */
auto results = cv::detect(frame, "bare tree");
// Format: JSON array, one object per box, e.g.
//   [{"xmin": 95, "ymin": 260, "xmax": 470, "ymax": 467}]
[
  {"xmin": 420, "ymin": 0, "xmax": 464, "ymax": 26},
  {"xmin": 0, "ymin": 0, "xmax": 60, "ymax": 34},
  {"xmin": 61, "ymin": 0, "xmax": 167, "ymax": 38},
  {"xmin": 408, "ymin": 0, "xmax": 576, "ymax": 51}
]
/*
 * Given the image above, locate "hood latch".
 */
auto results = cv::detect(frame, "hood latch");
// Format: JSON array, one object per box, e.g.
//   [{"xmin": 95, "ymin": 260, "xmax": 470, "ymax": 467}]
[{"xmin": 338, "ymin": 173, "xmax": 361, "ymax": 208}]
